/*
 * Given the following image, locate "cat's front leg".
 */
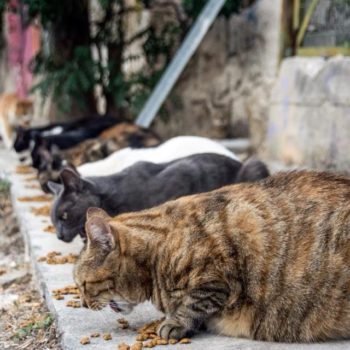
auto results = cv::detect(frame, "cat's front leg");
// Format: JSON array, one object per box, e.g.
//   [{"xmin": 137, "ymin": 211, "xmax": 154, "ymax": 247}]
[
  {"xmin": 158, "ymin": 318, "xmax": 188, "ymax": 340},
  {"xmin": 158, "ymin": 281, "xmax": 230, "ymax": 339}
]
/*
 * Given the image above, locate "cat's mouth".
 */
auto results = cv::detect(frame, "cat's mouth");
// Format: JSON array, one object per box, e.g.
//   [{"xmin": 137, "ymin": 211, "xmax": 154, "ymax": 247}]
[
  {"xmin": 109, "ymin": 301, "xmax": 123, "ymax": 313},
  {"xmin": 109, "ymin": 300, "xmax": 134, "ymax": 315}
]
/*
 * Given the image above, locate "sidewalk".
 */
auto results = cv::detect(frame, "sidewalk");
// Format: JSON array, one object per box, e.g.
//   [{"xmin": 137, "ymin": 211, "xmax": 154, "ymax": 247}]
[{"xmin": 4, "ymin": 150, "xmax": 350, "ymax": 349}]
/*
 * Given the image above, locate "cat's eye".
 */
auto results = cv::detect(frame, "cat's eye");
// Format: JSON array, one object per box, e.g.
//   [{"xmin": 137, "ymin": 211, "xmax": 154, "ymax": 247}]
[{"xmin": 61, "ymin": 212, "xmax": 68, "ymax": 221}]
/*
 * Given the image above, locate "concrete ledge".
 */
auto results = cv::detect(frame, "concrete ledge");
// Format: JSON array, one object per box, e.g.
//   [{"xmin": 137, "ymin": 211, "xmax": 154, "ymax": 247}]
[{"xmin": 8, "ymin": 167, "xmax": 350, "ymax": 349}]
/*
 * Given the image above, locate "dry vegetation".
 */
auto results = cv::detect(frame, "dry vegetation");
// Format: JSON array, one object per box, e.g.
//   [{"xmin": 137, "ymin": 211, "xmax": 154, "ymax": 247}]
[{"xmin": 0, "ymin": 184, "xmax": 61, "ymax": 349}]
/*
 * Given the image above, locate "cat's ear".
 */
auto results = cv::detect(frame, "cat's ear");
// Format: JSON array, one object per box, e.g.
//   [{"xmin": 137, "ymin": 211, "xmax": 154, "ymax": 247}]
[
  {"xmin": 85, "ymin": 216, "xmax": 115, "ymax": 254},
  {"xmin": 47, "ymin": 181, "xmax": 62, "ymax": 195},
  {"xmin": 60, "ymin": 167, "xmax": 82, "ymax": 192},
  {"xmin": 65, "ymin": 162, "xmax": 80, "ymax": 175},
  {"xmin": 86, "ymin": 207, "xmax": 110, "ymax": 221}
]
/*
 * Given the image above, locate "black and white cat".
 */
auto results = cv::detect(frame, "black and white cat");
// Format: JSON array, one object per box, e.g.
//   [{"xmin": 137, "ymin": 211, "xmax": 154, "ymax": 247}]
[
  {"xmin": 49, "ymin": 153, "xmax": 269, "ymax": 242},
  {"xmin": 78, "ymin": 136, "xmax": 240, "ymax": 177}
]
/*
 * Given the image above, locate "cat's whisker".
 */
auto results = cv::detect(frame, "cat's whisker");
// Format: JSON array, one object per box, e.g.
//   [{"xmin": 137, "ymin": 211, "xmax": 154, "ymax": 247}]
[{"xmin": 95, "ymin": 309, "xmax": 111, "ymax": 328}]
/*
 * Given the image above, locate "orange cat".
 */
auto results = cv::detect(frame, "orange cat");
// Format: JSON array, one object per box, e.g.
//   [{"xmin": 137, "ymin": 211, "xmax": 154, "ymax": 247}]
[{"xmin": 0, "ymin": 93, "xmax": 33, "ymax": 149}]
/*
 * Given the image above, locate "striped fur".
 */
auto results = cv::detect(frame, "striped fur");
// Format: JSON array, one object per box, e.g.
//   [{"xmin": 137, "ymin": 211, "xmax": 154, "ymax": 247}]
[{"xmin": 74, "ymin": 171, "xmax": 350, "ymax": 342}]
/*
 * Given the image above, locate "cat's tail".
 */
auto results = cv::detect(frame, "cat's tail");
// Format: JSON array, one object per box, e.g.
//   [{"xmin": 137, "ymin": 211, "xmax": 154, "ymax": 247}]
[{"xmin": 236, "ymin": 158, "xmax": 270, "ymax": 183}]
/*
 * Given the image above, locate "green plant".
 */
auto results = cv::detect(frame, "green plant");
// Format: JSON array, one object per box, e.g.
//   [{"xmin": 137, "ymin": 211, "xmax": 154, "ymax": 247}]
[
  {"xmin": 14, "ymin": 314, "xmax": 54, "ymax": 339},
  {"xmin": 0, "ymin": 177, "xmax": 11, "ymax": 193},
  {"xmin": 1, "ymin": 0, "xmax": 248, "ymax": 118}
]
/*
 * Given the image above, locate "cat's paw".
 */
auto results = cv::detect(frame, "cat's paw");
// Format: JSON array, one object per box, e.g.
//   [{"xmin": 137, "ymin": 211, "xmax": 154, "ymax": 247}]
[{"xmin": 157, "ymin": 319, "xmax": 187, "ymax": 340}]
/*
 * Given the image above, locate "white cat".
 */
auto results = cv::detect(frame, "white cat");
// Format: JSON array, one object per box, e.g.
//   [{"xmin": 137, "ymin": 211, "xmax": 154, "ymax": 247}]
[{"xmin": 78, "ymin": 136, "xmax": 238, "ymax": 177}]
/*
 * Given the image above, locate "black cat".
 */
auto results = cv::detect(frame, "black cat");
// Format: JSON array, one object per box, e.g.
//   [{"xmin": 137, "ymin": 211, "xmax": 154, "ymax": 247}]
[
  {"xmin": 14, "ymin": 115, "xmax": 124, "ymax": 153},
  {"xmin": 48, "ymin": 153, "xmax": 270, "ymax": 242},
  {"xmin": 30, "ymin": 116, "xmax": 123, "ymax": 169}
]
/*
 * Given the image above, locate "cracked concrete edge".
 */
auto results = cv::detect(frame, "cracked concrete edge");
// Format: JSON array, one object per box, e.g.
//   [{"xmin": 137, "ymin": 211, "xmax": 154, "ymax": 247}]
[{"xmin": 9, "ymin": 184, "xmax": 65, "ymax": 348}]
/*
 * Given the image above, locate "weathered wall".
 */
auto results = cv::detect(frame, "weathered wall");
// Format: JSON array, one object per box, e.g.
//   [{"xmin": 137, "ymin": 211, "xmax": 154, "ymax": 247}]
[
  {"xmin": 265, "ymin": 56, "xmax": 350, "ymax": 173},
  {"xmin": 153, "ymin": 0, "xmax": 283, "ymax": 147}
]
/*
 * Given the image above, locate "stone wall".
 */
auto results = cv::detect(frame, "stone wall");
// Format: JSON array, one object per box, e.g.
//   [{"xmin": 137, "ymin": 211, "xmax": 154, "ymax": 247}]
[
  {"xmin": 265, "ymin": 56, "xmax": 350, "ymax": 173},
  {"xmin": 153, "ymin": 0, "xmax": 283, "ymax": 148}
]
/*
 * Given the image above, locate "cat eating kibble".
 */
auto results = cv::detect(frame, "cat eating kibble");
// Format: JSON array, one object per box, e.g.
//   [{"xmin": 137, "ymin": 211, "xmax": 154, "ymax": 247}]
[
  {"xmin": 75, "ymin": 171, "xmax": 350, "ymax": 342},
  {"xmin": 49, "ymin": 153, "xmax": 269, "ymax": 242}
]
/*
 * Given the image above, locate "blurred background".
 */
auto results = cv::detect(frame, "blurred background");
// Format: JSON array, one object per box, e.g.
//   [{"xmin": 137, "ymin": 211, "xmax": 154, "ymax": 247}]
[{"xmin": 0, "ymin": 0, "xmax": 349, "ymax": 171}]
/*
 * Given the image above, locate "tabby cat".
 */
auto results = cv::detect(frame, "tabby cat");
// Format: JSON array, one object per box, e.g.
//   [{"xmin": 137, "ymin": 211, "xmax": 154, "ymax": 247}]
[
  {"xmin": 75, "ymin": 171, "xmax": 350, "ymax": 342},
  {"xmin": 0, "ymin": 93, "xmax": 33, "ymax": 149},
  {"xmin": 53, "ymin": 122, "xmax": 161, "ymax": 167}
]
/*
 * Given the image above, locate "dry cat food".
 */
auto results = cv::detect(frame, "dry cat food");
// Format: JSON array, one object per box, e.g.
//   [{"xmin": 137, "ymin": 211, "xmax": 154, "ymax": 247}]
[
  {"xmin": 16, "ymin": 165, "xmax": 34, "ymax": 174},
  {"xmin": 31, "ymin": 204, "xmax": 51, "ymax": 216},
  {"xmin": 118, "ymin": 343, "xmax": 131, "ymax": 350},
  {"xmin": 38, "ymin": 251, "xmax": 78, "ymax": 264},
  {"xmin": 118, "ymin": 317, "xmax": 129, "ymax": 329},
  {"xmin": 80, "ymin": 336, "xmax": 90, "ymax": 345},
  {"xmin": 52, "ymin": 284, "xmax": 80, "ymax": 300},
  {"xmin": 130, "ymin": 343, "xmax": 143, "ymax": 350},
  {"xmin": 43, "ymin": 225, "xmax": 55, "ymax": 233},
  {"xmin": 102, "ymin": 332, "xmax": 112, "ymax": 341},
  {"xmin": 18, "ymin": 195, "xmax": 51, "ymax": 202},
  {"xmin": 38, "ymin": 251, "xmax": 60, "ymax": 261},
  {"xmin": 119, "ymin": 343, "xmax": 143, "ymax": 350},
  {"xmin": 90, "ymin": 332, "xmax": 100, "ymax": 338},
  {"xmin": 66, "ymin": 300, "xmax": 81, "ymax": 308},
  {"xmin": 117, "ymin": 318, "xmax": 190, "ymax": 349}
]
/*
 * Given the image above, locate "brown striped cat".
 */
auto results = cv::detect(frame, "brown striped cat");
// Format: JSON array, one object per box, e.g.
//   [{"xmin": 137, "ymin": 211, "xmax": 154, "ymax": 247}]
[{"xmin": 74, "ymin": 171, "xmax": 350, "ymax": 342}]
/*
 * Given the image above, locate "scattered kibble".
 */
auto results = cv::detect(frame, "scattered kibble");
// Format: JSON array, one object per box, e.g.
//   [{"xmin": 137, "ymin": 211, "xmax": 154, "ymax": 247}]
[
  {"xmin": 136, "ymin": 334, "xmax": 148, "ymax": 341},
  {"xmin": 179, "ymin": 338, "xmax": 191, "ymax": 344},
  {"xmin": 80, "ymin": 336, "xmax": 90, "ymax": 345},
  {"xmin": 43, "ymin": 225, "xmax": 55, "ymax": 233},
  {"xmin": 66, "ymin": 300, "xmax": 81, "ymax": 308},
  {"xmin": 130, "ymin": 342, "xmax": 143, "ymax": 350},
  {"xmin": 90, "ymin": 332, "xmax": 100, "ymax": 338},
  {"xmin": 38, "ymin": 252, "xmax": 78, "ymax": 264},
  {"xmin": 118, "ymin": 343, "xmax": 130, "ymax": 350},
  {"xmin": 18, "ymin": 195, "xmax": 51, "ymax": 202},
  {"xmin": 52, "ymin": 284, "xmax": 80, "ymax": 302},
  {"xmin": 16, "ymin": 165, "xmax": 34, "ymax": 174},
  {"xmin": 135, "ymin": 319, "xmax": 191, "ymax": 348},
  {"xmin": 52, "ymin": 285, "xmax": 80, "ymax": 296},
  {"xmin": 31, "ymin": 204, "xmax": 51, "ymax": 216},
  {"xmin": 117, "ymin": 317, "xmax": 129, "ymax": 329},
  {"xmin": 103, "ymin": 332, "xmax": 112, "ymax": 341}
]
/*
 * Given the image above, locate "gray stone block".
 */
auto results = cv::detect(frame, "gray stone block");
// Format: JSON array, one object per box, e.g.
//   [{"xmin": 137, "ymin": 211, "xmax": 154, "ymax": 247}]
[{"xmin": 266, "ymin": 56, "xmax": 350, "ymax": 171}]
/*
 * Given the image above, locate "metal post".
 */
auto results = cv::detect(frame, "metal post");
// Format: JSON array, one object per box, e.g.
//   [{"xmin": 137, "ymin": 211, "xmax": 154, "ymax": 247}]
[{"xmin": 136, "ymin": 0, "xmax": 226, "ymax": 128}]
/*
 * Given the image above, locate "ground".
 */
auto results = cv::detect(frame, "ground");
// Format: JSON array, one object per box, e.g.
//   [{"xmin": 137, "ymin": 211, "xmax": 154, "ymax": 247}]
[{"xmin": 0, "ymin": 180, "xmax": 61, "ymax": 350}]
